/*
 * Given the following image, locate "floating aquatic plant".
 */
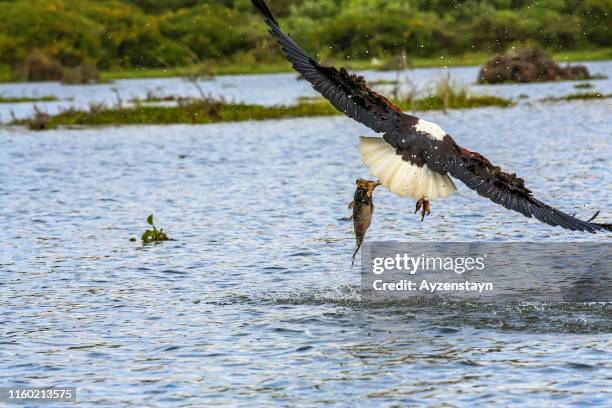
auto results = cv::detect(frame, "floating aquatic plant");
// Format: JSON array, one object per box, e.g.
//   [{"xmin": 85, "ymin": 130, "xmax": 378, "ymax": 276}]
[
  {"xmin": 543, "ymin": 92, "xmax": 611, "ymax": 102},
  {"xmin": 140, "ymin": 214, "xmax": 170, "ymax": 244},
  {"xmin": 0, "ymin": 95, "xmax": 59, "ymax": 103}
]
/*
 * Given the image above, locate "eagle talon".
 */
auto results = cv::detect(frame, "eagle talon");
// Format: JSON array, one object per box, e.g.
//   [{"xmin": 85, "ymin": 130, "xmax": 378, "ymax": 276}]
[{"xmin": 416, "ymin": 197, "xmax": 431, "ymax": 222}]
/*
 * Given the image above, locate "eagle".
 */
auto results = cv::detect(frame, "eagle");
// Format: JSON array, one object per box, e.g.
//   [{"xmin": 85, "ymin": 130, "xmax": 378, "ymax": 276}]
[{"xmin": 251, "ymin": 0, "xmax": 610, "ymax": 233}]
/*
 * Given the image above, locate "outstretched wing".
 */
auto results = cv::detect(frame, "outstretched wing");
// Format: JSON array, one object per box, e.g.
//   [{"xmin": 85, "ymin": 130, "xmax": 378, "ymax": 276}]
[
  {"xmin": 441, "ymin": 137, "xmax": 610, "ymax": 233},
  {"xmin": 251, "ymin": 0, "xmax": 416, "ymax": 134},
  {"xmin": 253, "ymin": 0, "xmax": 609, "ymax": 233}
]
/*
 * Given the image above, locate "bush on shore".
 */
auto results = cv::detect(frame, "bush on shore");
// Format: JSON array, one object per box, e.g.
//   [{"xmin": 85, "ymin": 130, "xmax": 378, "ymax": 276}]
[
  {"xmin": 478, "ymin": 47, "xmax": 593, "ymax": 83},
  {"xmin": 15, "ymin": 49, "xmax": 101, "ymax": 83}
]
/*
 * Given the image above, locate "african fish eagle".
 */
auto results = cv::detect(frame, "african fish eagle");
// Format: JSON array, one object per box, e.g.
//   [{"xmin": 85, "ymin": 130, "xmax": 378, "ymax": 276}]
[{"xmin": 251, "ymin": 0, "xmax": 610, "ymax": 233}]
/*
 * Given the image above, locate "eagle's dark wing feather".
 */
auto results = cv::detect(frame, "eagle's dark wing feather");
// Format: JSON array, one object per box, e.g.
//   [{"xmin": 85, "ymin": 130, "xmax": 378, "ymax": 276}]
[
  {"xmin": 439, "ymin": 138, "xmax": 611, "ymax": 233},
  {"xmin": 251, "ymin": 0, "xmax": 415, "ymax": 134}
]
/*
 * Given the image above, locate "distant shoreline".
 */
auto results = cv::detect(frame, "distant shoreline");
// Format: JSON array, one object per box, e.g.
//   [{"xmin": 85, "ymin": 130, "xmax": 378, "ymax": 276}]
[
  {"xmin": 101, "ymin": 48, "xmax": 612, "ymax": 81},
  {"xmin": 1, "ymin": 48, "xmax": 610, "ymax": 83}
]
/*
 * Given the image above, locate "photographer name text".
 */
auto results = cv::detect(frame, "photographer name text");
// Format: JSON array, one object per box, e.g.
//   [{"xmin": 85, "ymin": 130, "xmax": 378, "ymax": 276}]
[{"xmin": 372, "ymin": 279, "xmax": 493, "ymax": 293}]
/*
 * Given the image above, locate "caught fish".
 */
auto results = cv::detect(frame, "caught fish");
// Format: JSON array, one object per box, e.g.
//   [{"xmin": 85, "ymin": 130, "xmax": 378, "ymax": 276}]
[{"xmin": 349, "ymin": 179, "xmax": 381, "ymax": 265}]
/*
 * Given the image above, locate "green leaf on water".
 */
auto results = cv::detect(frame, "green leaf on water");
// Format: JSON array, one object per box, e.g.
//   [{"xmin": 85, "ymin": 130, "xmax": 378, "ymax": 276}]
[{"xmin": 139, "ymin": 214, "xmax": 171, "ymax": 244}]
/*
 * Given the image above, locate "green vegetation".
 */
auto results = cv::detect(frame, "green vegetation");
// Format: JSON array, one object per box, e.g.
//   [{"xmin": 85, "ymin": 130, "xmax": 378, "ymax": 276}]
[
  {"xmin": 0, "ymin": 95, "xmax": 58, "ymax": 103},
  {"xmin": 370, "ymin": 79, "xmax": 400, "ymax": 86},
  {"xmin": 392, "ymin": 77, "xmax": 515, "ymax": 113},
  {"xmin": 543, "ymin": 92, "xmax": 612, "ymax": 102},
  {"xmin": 129, "ymin": 90, "xmax": 183, "ymax": 103},
  {"xmin": 573, "ymin": 82, "xmax": 594, "ymax": 89},
  {"xmin": 0, "ymin": 0, "xmax": 609, "ymax": 82},
  {"xmin": 17, "ymin": 99, "xmax": 341, "ymax": 130},
  {"xmin": 14, "ymin": 82, "xmax": 514, "ymax": 130},
  {"xmin": 27, "ymin": 106, "xmax": 53, "ymax": 130},
  {"xmin": 140, "ymin": 214, "xmax": 170, "ymax": 244}
]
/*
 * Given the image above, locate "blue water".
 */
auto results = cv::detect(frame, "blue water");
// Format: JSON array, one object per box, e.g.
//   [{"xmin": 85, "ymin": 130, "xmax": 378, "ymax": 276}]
[{"xmin": 0, "ymin": 67, "xmax": 611, "ymax": 406}]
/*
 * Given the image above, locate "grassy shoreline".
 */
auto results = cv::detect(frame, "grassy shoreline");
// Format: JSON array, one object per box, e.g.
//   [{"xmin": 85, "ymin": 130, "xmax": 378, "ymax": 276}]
[
  {"xmin": 0, "ymin": 96, "xmax": 59, "ymax": 103},
  {"xmin": 543, "ymin": 92, "xmax": 612, "ymax": 102},
  {"xmin": 100, "ymin": 48, "xmax": 612, "ymax": 80},
  {"xmin": 1, "ymin": 48, "xmax": 609, "ymax": 83},
  {"xmin": 14, "ymin": 91, "xmax": 513, "ymax": 130},
  {"xmin": 12, "ymin": 87, "xmax": 611, "ymax": 131}
]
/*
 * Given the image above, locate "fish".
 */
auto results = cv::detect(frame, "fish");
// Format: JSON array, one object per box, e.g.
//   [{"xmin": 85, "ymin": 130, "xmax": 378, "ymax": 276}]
[{"xmin": 349, "ymin": 179, "xmax": 381, "ymax": 266}]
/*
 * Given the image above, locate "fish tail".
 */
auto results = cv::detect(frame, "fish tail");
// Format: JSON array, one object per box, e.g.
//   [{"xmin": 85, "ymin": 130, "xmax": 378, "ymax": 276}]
[{"xmin": 351, "ymin": 239, "xmax": 363, "ymax": 267}]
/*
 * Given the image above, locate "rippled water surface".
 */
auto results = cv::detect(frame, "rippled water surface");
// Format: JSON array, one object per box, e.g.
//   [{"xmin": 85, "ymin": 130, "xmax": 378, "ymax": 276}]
[{"xmin": 1, "ymin": 69, "xmax": 611, "ymax": 406}]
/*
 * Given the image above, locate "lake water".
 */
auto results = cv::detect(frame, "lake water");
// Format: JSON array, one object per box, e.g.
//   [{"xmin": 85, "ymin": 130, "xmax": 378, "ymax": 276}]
[{"xmin": 0, "ymin": 64, "xmax": 611, "ymax": 406}]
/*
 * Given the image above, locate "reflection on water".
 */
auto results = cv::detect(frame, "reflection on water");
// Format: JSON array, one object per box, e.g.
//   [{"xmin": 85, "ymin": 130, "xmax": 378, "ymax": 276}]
[{"xmin": 0, "ymin": 81, "xmax": 611, "ymax": 405}]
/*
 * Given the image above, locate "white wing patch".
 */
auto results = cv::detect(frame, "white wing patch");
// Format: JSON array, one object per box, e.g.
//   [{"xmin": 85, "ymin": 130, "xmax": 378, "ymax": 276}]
[
  {"xmin": 359, "ymin": 136, "xmax": 456, "ymax": 200},
  {"xmin": 415, "ymin": 119, "xmax": 446, "ymax": 141}
]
